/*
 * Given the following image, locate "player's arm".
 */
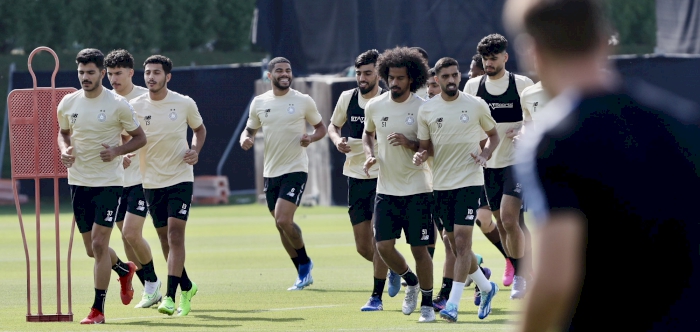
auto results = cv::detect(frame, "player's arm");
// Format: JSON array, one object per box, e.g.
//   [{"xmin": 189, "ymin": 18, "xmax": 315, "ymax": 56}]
[
  {"xmin": 387, "ymin": 133, "xmax": 420, "ymax": 152},
  {"xmin": 189, "ymin": 123, "xmax": 207, "ymax": 155},
  {"xmin": 479, "ymin": 126, "xmax": 500, "ymax": 161},
  {"xmin": 57, "ymin": 129, "xmax": 75, "ymax": 168},
  {"xmin": 518, "ymin": 212, "xmax": 584, "ymax": 332},
  {"xmin": 413, "ymin": 140, "xmax": 431, "ymax": 166},
  {"xmin": 115, "ymin": 126, "xmax": 147, "ymax": 155},
  {"xmin": 361, "ymin": 105, "xmax": 377, "ymax": 177},
  {"xmin": 240, "ymin": 126, "xmax": 257, "ymax": 150},
  {"xmin": 301, "ymin": 97, "xmax": 327, "ymax": 147},
  {"xmin": 328, "ymin": 95, "xmax": 351, "ymax": 153}
]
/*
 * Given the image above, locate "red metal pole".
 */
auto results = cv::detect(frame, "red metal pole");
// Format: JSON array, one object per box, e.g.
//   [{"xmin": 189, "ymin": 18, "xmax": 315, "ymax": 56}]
[
  {"xmin": 34, "ymin": 180, "xmax": 42, "ymax": 315},
  {"xmin": 54, "ymin": 177, "xmax": 61, "ymax": 314},
  {"xmin": 14, "ymin": 180, "xmax": 32, "ymax": 318}
]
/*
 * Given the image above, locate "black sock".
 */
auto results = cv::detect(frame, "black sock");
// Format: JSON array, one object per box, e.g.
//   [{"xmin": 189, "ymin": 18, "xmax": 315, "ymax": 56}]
[
  {"xmin": 420, "ymin": 288, "xmax": 433, "ymax": 307},
  {"xmin": 291, "ymin": 257, "xmax": 300, "ymax": 272},
  {"xmin": 511, "ymin": 257, "xmax": 523, "ymax": 276},
  {"xmin": 439, "ymin": 277, "xmax": 453, "ymax": 299},
  {"xmin": 166, "ymin": 275, "xmax": 181, "ymax": 300},
  {"xmin": 427, "ymin": 247, "xmax": 435, "ymax": 258},
  {"xmin": 295, "ymin": 246, "xmax": 310, "ymax": 265},
  {"xmin": 135, "ymin": 269, "xmax": 146, "ymax": 286},
  {"xmin": 180, "ymin": 267, "xmax": 193, "ymax": 291},
  {"xmin": 399, "ymin": 268, "xmax": 419, "ymax": 287},
  {"xmin": 112, "ymin": 259, "xmax": 130, "ymax": 277},
  {"xmin": 141, "ymin": 260, "xmax": 158, "ymax": 283},
  {"xmin": 494, "ymin": 241, "xmax": 508, "ymax": 259},
  {"xmin": 92, "ymin": 289, "xmax": 106, "ymax": 313},
  {"xmin": 371, "ymin": 278, "xmax": 386, "ymax": 300}
]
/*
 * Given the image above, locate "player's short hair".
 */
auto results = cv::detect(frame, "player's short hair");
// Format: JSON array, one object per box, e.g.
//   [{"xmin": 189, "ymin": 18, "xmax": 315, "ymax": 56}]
[
  {"xmin": 143, "ymin": 55, "xmax": 173, "ymax": 74},
  {"xmin": 410, "ymin": 47, "xmax": 429, "ymax": 63},
  {"xmin": 267, "ymin": 57, "xmax": 290, "ymax": 72},
  {"xmin": 434, "ymin": 57, "xmax": 459, "ymax": 75},
  {"xmin": 472, "ymin": 53, "xmax": 484, "ymax": 70},
  {"xmin": 477, "ymin": 34, "xmax": 509, "ymax": 57},
  {"xmin": 105, "ymin": 49, "xmax": 134, "ymax": 69},
  {"xmin": 428, "ymin": 67, "xmax": 436, "ymax": 77},
  {"xmin": 377, "ymin": 46, "xmax": 429, "ymax": 93},
  {"xmin": 76, "ymin": 48, "xmax": 104, "ymax": 69},
  {"xmin": 355, "ymin": 49, "xmax": 380, "ymax": 68},
  {"xmin": 524, "ymin": 0, "xmax": 609, "ymax": 56}
]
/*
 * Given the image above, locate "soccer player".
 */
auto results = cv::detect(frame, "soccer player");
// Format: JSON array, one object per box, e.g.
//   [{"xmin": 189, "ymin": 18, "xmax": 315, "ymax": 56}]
[
  {"xmin": 130, "ymin": 55, "xmax": 207, "ymax": 316},
  {"xmin": 426, "ymin": 68, "xmax": 441, "ymax": 99},
  {"xmin": 105, "ymin": 49, "xmax": 162, "ymax": 309},
  {"xmin": 362, "ymin": 46, "xmax": 435, "ymax": 322},
  {"xmin": 57, "ymin": 48, "xmax": 146, "ymax": 324},
  {"xmin": 327, "ymin": 49, "xmax": 395, "ymax": 310},
  {"xmin": 463, "ymin": 33, "xmax": 534, "ymax": 299},
  {"xmin": 468, "ymin": 53, "xmax": 486, "ymax": 79},
  {"xmin": 505, "ymin": 0, "xmax": 700, "ymax": 330},
  {"xmin": 414, "ymin": 57, "xmax": 500, "ymax": 322},
  {"xmin": 240, "ymin": 57, "xmax": 327, "ymax": 291}
]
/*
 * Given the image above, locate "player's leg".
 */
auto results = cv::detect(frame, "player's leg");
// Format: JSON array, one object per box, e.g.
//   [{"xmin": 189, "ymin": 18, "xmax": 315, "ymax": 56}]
[
  {"xmin": 477, "ymin": 186, "xmax": 511, "ymax": 263},
  {"xmin": 115, "ymin": 188, "xmax": 143, "ymax": 287},
  {"xmin": 432, "ymin": 195, "xmax": 454, "ymax": 311},
  {"xmin": 485, "ymin": 169, "xmax": 516, "ymax": 287},
  {"xmin": 265, "ymin": 175, "xmax": 302, "ymax": 272},
  {"xmin": 406, "ymin": 193, "xmax": 435, "ymax": 323},
  {"xmin": 274, "ymin": 172, "xmax": 313, "ymax": 290},
  {"xmin": 500, "ymin": 166, "xmax": 527, "ymax": 299}
]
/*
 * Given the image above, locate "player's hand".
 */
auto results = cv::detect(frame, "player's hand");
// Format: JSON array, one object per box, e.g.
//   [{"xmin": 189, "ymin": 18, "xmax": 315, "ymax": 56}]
[
  {"xmin": 61, "ymin": 146, "xmax": 75, "ymax": 168},
  {"xmin": 470, "ymin": 152, "xmax": 488, "ymax": 168},
  {"xmin": 413, "ymin": 150, "xmax": 428, "ymax": 166},
  {"xmin": 388, "ymin": 133, "xmax": 409, "ymax": 147},
  {"xmin": 99, "ymin": 143, "xmax": 118, "ymax": 162},
  {"xmin": 122, "ymin": 153, "xmax": 135, "ymax": 169},
  {"xmin": 300, "ymin": 134, "xmax": 312, "ymax": 147},
  {"xmin": 505, "ymin": 128, "xmax": 518, "ymax": 139},
  {"xmin": 336, "ymin": 137, "xmax": 351, "ymax": 153},
  {"xmin": 512, "ymin": 135, "xmax": 521, "ymax": 148},
  {"xmin": 240, "ymin": 137, "xmax": 254, "ymax": 151},
  {"xmin": 363, "ymin": 156, "xmax": 377, "ymax": 177},
  {"xmin": 184, "ymin": 149, "xmax": 199, "ymax": 165}
]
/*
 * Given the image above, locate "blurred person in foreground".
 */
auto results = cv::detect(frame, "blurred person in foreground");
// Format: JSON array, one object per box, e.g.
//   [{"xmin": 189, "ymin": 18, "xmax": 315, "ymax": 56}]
[{"xmin": 505, "ymin": 0, "xmax": 700, "ymax": 331}]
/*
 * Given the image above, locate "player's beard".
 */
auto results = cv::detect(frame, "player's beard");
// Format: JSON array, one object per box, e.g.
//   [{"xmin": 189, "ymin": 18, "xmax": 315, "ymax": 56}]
[
  {"xmin": 149, "ymin": 79, "xmax": 166, "ymax": 93},
  {"xmin": 272, "ymin": 76, "xmax": 291, "ymax": 90},
  {"xmin": 442, "ymin": 84, "xmax": 458, "ymax": 97},
  {"xmin": 486, "ymin": 65, "xmax": 503, "ymax": 77},
  {"xmin": 358, "ymin": 80, "xmax": 376, "ymax": 95}
]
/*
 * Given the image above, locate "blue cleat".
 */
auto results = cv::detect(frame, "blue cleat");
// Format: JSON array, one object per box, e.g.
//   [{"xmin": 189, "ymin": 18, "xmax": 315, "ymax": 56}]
[
  {"xmin": 360, "ymin": 296, "xmax": 383, "ymax": 311},
  {"xmin": 387, "ymin": 270, "xmax": 401, "ymax": 297},
  {"xmin": 288, "ymin": 260, "xmax": 314, "ymax": 290},
  {"xmin": 432, "ymin": 295, "xmax": 447, "ymax": 312},
  {"xmin": 478, "ymin": 281, "xmax": 498, "ymax": 319},
  {"xmin": 439, "ymin": 302, "xmax": 458, "ymax": 322},
  {"xmin": 474, "ymin": 266, "xmax": 492, "ymax": 306}
]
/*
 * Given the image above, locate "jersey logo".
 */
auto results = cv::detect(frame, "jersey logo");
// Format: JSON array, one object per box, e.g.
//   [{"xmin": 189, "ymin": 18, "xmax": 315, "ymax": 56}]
[
  {"xmin": 264, "ymin": 109, "xmax": 271, "ymax": 117},
  {"xmin": 169, "ymin": 109, "xmax": 177, "ymax": 121},
  {"xmin": 460, "ymin": 111, "xmax": 469, "ymax": 123},
  {"xmin": 136, "ymin": 200, "xmax": 146, "ymax": 211},
  {"xmin": 466, "ymin": 208, "xmax": 475, "ymax": 220},
  {"xmin": 145, "ymin": 115, "xmax": 152, "ymax": 125},
  {"xmin": 104, "ymin": 210, "xmax": 114, "ymax": 222},
  {"xmin": 350, "ymin": 115, "xmax": 365, "ymax": 123},
  {"xmin": 533, "ymin": 101, "xmax": 539, "ymax": 113},
  {"xmin": 287, "ymin": 188, "xmax": 296, "ymax": 197},
  {"xmin": 178, "ymin": 203, "xmax": 188, "ymax": 215},
  {"xmin": 514, "ymin": 183, "xmax": 522, "ymax": 194},
  {"xmin": 70, "ymin": 113, "xmax": 78, "ymax": 124},
  {"xmin": 488, "ymin": 102, "xmax": 514, "ymax": 109},
  {"xmin": 287, "ymin": 104, "xmax": 295, "ymax": 114},
  {"xmin": 420, "ymin": 228, "xmax": 429, "ymax": 241},
  {"xmin": 97, "ymin": 110, "xmax": 107, "ymax": 122},
  {"xmin": 405, "ymin": 113, "xmax": 415, "ymax": 125},
  {"xmin": 436, "ymin": 117, "xmax": 443, "ymax": 128}
]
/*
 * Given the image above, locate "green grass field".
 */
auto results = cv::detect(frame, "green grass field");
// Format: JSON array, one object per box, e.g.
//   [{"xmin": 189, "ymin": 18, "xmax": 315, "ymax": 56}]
[{"xmin": 0, "ymin": 203, "xmax": 525, "ymax": 331}]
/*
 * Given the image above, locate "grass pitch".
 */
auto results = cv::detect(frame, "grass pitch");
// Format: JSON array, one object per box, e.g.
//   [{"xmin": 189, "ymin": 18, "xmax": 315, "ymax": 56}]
[{"xmin": 0, "ymin": 203, "xmax": 523, "ymax": 331}]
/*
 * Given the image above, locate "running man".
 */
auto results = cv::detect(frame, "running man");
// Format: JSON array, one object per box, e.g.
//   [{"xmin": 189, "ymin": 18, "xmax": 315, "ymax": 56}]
[
  {"xmin": 328, "ymin": 49, "xmax": 396, "ymax": 310},
  {"xmin": 362, "ymin": 46, "xmax": 435, "ymax": 322},
  {"xmin": 414, "ymin": 57, "xmax": 500, "ymax": 322},
  {"xmin": 57, "ymin": 48, "xmax": 146, "ymax": 324},
  {"xmin": 105, "ymin": 49, "xmax": 163, "ymax": 309},
  {"xmin": 464, "ymin": 33, "xmax": 534, "ymax": 299},
  {"xmin": 240, "ymin": 57, "xmax": 327, "ymax": 291},
  {"xmin": 130, "ymin": 55, "xmax": 207, "ymax": 316}
]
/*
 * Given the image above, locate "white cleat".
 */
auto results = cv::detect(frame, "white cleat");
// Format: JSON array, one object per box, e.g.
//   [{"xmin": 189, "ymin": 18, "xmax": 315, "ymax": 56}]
[
  {"xmin": 135, "ymin": 279, "xmax": 163, "ymax": 308},
  {"xmin": 418, "ymin": 306, "xmax": 436, "ymax": 322},
  {"xmin": 510, "ymin": 276, "xmax": 527, "ymax": 299},
  {"xmin": 402, "ymin": 285, "xmax": 419, "ymax": 315}
]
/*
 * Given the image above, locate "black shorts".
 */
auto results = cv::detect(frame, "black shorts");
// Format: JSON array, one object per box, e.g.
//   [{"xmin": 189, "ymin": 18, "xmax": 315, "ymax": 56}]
[
  {"xmin": 144, "ymin": 182, "xmax": 193, "ymax": 228},
  {"xmin": 264, "ymin": 172, "xmax": 307, "ymax": 212},
  {"xmin": 434, "ymin": 186, "xmax": 481, "ymax": 232},
  {"xmin": 374, "ymin": 192, "xmax": 434, "ymax": 246},
  {"xmin": 478, "ymin": 186, "xmax": 490, "ymax": 209},
  {"xmin": 70, "ymin": 185, "xmax": 123, "ymax": 234},
  {"xmin": 483, "ymin": 166, "xmax": 523, "ymax": 211},
  {"xmin": 116, "ymin": 184, "xmax": 148, "ymax": 222},
  {"xmin": 430, "ymin": 192, "xmax": 443, "ymax": 238},
  {"xmin": 347, "ymin": 177, "xmax": 377, "ymax": 225}
]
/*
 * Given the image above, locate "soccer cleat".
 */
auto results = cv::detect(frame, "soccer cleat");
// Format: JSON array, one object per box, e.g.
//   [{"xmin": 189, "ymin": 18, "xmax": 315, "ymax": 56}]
[
  {"xmin": 418, "ymin": 306, "xmax": 436, "ymax": 322},
  {"xmin": 503, "ymin": 258, "xmax": 515, "ymax": 286},
  {"xmin": 177, "ymin": 282, "xmax": 198, "ymax": 316},
  {"xmin": 478, "ymin": 282, "xmax": 499, "ymax": 319},
  {"xmin": 387, "ymin": 270, "xmax": 401, "ymax": 297},
  {"xmin": 432, "ymin": 295, "xmax": 447, "ymax": 312},
  {"xmin": 360, "ymin": 296, "xmax": 383, "ymax": 311},
  {"xmin": 401, "ymin": 280, "xmax": 408, "ymax": 287},
  {"xmin": 439, "ymin": 302, "xmax": 459, "ymax": 322},
  {"xmin": 80, "ymin": 308, "xmax": 105, "ymax": 324},
  {"xmin": 158, "ymin": 296, "xmax": 176, "ymax": 316},
  {"xmin": 510, "ymin": 275, "xmax": 527, "ymax": 299},
  {"xmin": 474, "ymin": 267, "xmax": 492, "ymax": 306},
  {"xmin": 118, "ymin": 261, "xmax": 137, "ymax": 305},
  {"xmin": 135, "ymin": 279, "xmax": 162, "ymax": 308},
  {"xmin": 402, "ymin": 285, "xmax": 419, "ymax": 315},
  {"xmin": 288, "ymin": 260, "xmax": 314, "ymax": 290}
]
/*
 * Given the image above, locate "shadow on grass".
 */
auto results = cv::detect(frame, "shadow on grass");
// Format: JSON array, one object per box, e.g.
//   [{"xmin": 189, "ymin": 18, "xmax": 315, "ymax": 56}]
[
  {"xmin": 302, "ymin": 288, "xmax": 369, "ymax": 293},
  {"xmin": 111, "ymin": 320, "xmax": 241, "ymax": 328},
  {"xmin": 198, "ymin": 314, "xmax": 304, "ymax": 323}
]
